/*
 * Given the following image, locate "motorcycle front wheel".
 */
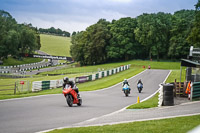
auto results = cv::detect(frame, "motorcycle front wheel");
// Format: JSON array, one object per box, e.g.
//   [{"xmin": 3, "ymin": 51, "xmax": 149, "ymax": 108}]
[
  {"xmin": 66, "ymin": 95, "xmax": 73, "ymax": 107},
  {"xmin": 77, "ymin": 98, "xmax": 82, "ymax": 106}
]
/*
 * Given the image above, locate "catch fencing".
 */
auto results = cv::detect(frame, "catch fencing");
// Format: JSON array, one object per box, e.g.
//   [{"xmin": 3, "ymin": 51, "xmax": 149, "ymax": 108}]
[{"xmin": 0, "ymin": 80, "xmax": 31, "ymax": 95}]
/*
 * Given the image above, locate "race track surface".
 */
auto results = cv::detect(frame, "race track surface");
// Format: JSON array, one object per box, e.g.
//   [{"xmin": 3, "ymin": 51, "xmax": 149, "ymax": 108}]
[{"xmin": 0, "ymin": 69, "xmax": 170, "ymax": 133}]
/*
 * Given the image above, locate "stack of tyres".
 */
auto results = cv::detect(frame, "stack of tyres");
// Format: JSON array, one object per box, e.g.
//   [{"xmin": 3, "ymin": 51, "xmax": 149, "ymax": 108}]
[{"xmin": 163, "ymin": 84, "xmax": 174, "ymax": 106}]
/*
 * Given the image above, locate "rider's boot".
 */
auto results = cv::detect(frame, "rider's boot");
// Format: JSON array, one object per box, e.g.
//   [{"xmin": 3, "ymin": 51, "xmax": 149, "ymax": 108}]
[{"xmin": 77, "ymin": 93, "xmax": 80, "ymax": 98}]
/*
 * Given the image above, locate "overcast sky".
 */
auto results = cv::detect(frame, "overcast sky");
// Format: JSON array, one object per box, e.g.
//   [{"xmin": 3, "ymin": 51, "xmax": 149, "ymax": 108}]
[{"xmin": 0, "ymin": 0, "xmax": 197, "ymax": 33}]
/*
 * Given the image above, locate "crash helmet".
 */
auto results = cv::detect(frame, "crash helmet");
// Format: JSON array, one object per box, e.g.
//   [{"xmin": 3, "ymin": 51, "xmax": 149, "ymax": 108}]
[
  {"xmin": 63, "ymin": 77, "xmax": 69, "ymax": 83},
  {"xmin": 124, "ymin": 79, "xmax": 127, "ymax": 82}
]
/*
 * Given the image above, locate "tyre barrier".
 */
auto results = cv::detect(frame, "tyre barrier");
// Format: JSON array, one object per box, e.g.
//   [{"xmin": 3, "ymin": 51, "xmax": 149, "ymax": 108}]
[{"xmin": 163, "ymin": 84, "xmax": 174, "ymax": 106}]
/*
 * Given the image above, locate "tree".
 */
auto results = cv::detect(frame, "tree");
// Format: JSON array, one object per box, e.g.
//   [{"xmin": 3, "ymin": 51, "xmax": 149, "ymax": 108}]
[
  {"xmin": 85, "ymin": 19, "xmax": 111, "ymax": 64},
  {"xmin": 19, "ymin": 25, "xmax": 39, "ymax": 54},
  {"xmin": 168, "ymin": 10, "xmax": 195, "ymax": 59},
  {"xmin": 187, "ymin": 0, "xmax": 200, "ymax": 47},
  {"xmin": 135, "ymin": 13, "xmax": 172, "ymax": 60},
  {"xmin": 107, "ymin": 17, "xmax": 142, "ymax": 61},
  {"xmin": 70, "ymin": 31, "xmax": 88, "ymax": 65},
  {"xmin": 70, "ymin": 19, "xmax": 111, "ymax": 65},
  {"xmin": 0, "ymin": 10, "xmax": 18, "ymax": 59}
]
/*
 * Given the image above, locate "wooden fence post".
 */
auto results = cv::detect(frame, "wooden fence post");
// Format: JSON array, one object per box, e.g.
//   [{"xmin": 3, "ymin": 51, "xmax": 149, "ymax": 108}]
[{"xmin": 14, "ymin": 82, "xmax": 16, "ymax": 95}]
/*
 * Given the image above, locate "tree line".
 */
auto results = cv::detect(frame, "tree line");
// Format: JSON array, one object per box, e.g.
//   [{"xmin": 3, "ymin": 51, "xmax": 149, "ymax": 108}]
[
  {"xmin": 0, "ymin": 10, "xmax": 41, "ymax": 60},
  {"xmin": 70, "ymin": 1, "xmax": 200, "ymax": 65},
  {"xmin": 39, "ymin": 27, "xmax": 70, "ymax": 37}
]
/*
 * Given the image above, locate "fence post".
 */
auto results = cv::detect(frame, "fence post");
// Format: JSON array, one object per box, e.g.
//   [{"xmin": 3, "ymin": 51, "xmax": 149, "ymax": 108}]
[
  {"xmin": 190, "ymin": 82, "xmax": 193, "ymax": 101},
  {"xmin": 14, "ymin": 82, "xmax": 16, "ymax": 94}
]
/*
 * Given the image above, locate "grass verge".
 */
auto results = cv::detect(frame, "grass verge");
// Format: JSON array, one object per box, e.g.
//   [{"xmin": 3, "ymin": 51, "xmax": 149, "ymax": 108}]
[
  {"xmin": 127, "ymin": 93, "xmax": 159, "ymax": 109},
  {"xmin": 48, "ymin": 114, "xmax": 200, "ymax": 133}
]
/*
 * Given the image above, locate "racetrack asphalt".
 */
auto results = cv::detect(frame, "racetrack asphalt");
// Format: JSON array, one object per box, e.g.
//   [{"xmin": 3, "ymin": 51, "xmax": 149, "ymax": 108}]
[{"xmin": 0, "ymin": 69, "xmax": 172, "ymax": 133}]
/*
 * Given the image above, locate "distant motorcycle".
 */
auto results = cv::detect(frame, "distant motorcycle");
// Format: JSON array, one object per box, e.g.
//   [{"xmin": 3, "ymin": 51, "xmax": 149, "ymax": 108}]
[
  {"xmin": 63, "ymin": 84, "xmax": 82, "ymax": 107},
  {"xmin": 123, "ymin": 84, "xmax": 130, "ymax": 97},
  {"xmin": 137, "ymin": 83, "xmax": 143, "ymax": 93}
]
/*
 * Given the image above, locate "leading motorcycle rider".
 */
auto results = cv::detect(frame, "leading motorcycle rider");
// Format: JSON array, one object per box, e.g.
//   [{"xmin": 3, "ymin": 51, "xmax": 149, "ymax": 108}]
[
  {"xmin": 122, "ymin": 79, "xmax": 130, "ymax": 91},
  {"xmin": 63, "ymin": 77, "xmax": 80, "ymax": 97}
]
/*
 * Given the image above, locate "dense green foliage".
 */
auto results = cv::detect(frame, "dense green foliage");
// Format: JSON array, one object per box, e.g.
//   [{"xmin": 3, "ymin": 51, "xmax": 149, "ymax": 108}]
[
  {"xmin": 71, "ymin": 6, "xmax": 199, "ymax": 65},
  {"xmin": 39, "ymin": 27, "xmax": 70, "ymax": 37},
  {"xmin": 0, "ymin": 10, "xmax": 41, "ymax": 60},
  {"xmin": 187, "ymin": 0, "xmax": 200, "ymax": 47}
]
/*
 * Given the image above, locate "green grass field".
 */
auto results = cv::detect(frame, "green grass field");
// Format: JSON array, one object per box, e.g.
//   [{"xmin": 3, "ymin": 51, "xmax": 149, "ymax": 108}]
[
  {"xmin": 0, "ymin": 57, "xmax": 42, "ymax": 66},
  {"xmin": 40, "ymin": 34, "xmax": 71, "ymax": 56},
  {"xmin": 39, "ymin": 60, "xmax": 181, "ymax": 75},
  {"xmin": 48, "ymin": 114, "xmax": 200, "ymax": 133}
]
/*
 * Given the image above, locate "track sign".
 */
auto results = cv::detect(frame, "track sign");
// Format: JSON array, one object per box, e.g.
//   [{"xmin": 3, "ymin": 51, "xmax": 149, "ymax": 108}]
[{"xmin": 20, "ymin": 81, "xmax": 24, "ymax": 85}]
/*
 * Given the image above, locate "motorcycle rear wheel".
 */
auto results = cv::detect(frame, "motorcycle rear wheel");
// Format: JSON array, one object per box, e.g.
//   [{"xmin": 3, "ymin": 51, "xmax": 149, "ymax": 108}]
[
  {"xmin": 124, "ymin": 90, "xmax": 129, "ymax": 97},
  {"xmin": 138, "ymin": 88, "xmax": 142, "ymax": 93}
]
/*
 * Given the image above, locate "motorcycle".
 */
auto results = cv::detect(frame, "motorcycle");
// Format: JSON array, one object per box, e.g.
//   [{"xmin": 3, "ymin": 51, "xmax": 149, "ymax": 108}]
[
  {"xmin": 63, "ymin": 84, "xmax": 82, "ymax": 107},
  {"xmin": 123, "ymin": 84, "xmax": 130, "ymax": 97},
  {"xmin": 137, "ymin": 83, "xmax": 143, "ymax": 93}
]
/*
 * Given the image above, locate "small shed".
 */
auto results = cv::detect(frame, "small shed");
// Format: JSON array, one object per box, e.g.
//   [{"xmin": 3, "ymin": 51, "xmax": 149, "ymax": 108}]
[{"xmin": 181, "ymin": 46, "xmax": 200, "ymax": 82}]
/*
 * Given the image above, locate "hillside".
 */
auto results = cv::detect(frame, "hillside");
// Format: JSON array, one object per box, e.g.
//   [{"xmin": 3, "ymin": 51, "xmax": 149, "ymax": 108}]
[{"xmin": 40, "ymin": 34, "xmax": 71, "ymax": 57}]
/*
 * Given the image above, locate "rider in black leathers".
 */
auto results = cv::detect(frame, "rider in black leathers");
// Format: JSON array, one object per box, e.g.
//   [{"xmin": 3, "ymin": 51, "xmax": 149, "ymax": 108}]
[
  {"xmin": 63, "ymin": 77, "xmax": 79, "ymax": 97},
  {"xmin": 122, "ymin": 79, "xmax": 130, "ymax": 91},
  {"xmin": 137, "ymin": 79, "xmax": 143, "ymax": 86}
]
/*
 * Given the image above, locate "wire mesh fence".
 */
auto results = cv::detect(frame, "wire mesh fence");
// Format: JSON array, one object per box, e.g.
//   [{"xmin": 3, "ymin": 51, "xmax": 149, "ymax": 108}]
[{"xmin": 0, "ymin": 80, "xmax": 31, "ymax": 95}]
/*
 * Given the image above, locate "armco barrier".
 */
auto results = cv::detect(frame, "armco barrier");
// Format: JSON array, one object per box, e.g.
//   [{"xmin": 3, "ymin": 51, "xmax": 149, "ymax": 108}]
[
  {"xmin": 32, "ymin": 79, "xmax": 63, "ymax": 92},
  {"xmin": 76, "ymin": 64, "xmax": 131, "ymax": 83},
  {"xmin": 32, "ymin": 65, "xmax": 131, "ymax": 91},
  {"xmin": 191, "ymin": 82, "xmax": 200, "ymax": 100}
]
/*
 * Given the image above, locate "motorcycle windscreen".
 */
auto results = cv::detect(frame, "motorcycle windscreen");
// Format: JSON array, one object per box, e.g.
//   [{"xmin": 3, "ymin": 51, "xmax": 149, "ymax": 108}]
[
  {"xmin": 137, "ymin": 83, "xmax": 143, "ymax": 88},
  {"xmin": 123, "ymin": 84, "xmax": 130, "ymax": 90}
]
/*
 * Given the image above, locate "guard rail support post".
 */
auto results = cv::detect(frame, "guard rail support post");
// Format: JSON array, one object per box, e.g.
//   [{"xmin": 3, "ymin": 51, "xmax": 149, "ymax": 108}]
[
  {"xmin": 14, "ymin": 82, "xmax": 16, "ymax": 94},
  {"xmin": 191, "ymin": 82, "xmax": 193, "ymax": 101}
]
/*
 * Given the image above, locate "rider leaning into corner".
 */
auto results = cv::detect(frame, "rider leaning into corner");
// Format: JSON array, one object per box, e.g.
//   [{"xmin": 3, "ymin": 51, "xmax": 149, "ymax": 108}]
[
  {"xmin": 63, "ymin": 77, "xmax": 80, "ymax": 98},
  {"xmin": 122, "ymin": 79, "xmax": 131, "ymax": 91}
]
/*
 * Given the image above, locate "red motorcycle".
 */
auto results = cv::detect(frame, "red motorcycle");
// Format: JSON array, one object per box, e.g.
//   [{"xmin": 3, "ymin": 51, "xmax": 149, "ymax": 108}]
[{"xmin": 63, "ymin": 84, "xmax": 82, "ymax": 107}]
